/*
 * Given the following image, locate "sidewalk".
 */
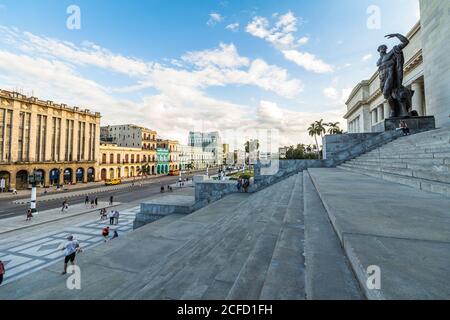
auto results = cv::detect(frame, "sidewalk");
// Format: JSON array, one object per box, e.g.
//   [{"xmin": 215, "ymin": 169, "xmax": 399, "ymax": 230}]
[
  {"xmin": 0, "ymin": 174, "xmax": 170, "ymax": 202},
  {"xmin": 0, "ymin": 202, "xmax": 120, "ymax": 235},
  {"xmin": 8, "ymin": 175, "xmax": 170, "ymax": 204}
]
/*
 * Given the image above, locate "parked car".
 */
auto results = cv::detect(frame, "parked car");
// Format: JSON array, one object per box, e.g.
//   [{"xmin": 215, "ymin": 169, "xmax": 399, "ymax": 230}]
[{"xmin": 105, "ymin": 178, "xmax": 122, "ymax": 186}]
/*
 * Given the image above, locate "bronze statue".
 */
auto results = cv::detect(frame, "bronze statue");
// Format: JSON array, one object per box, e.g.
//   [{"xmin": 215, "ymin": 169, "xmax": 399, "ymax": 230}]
[{"xmin": 377, "ymin": 33, "xmax": 414, "ymax": 118}]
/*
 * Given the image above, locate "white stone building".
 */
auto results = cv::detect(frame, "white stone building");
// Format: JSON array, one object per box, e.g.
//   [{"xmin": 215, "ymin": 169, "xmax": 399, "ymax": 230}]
[
  {"xmin": 178, "ymin": 145, "xmax": 215, "ymax": 171},
  {"xmin": 188, "ymin": 131, "xmax": 223, "ymax": 166}
]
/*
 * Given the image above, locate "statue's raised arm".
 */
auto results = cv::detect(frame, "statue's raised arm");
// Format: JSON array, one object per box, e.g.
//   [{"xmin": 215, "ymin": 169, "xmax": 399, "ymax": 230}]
[{"xmin": 385, "ymin": 33, "xmax": 410, "ymax": 51}]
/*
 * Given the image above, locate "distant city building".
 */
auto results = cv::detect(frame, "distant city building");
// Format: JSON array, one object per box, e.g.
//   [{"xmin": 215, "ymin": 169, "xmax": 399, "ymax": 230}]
[
  {"xmin": 234, "ymin": 150, "xmax": 245, "ymax": 166},
  {"xmin": 178, "ymin": 145, "xmax": 215, "ymax": 171},
  {"xmin": 279, "ymin": 147, "xmax": 287, "ymax": 159},
  {"xmin": 157, "ymin": 139, "xmax": 179, "ymax": 171},
  {"xmin": 101, "ymin": 124, "xmax": 157, "ymax": 149},
  {"xmin": 0, "ymin": 90, "xmax": 100, "ymax": 190},
  {"xmin": 223, "ymin": 143, "xmax": 230, "ymax": 164},
  {"xmin": 188, "ymin": 131, "xmax": 223, "ymax": 166}
]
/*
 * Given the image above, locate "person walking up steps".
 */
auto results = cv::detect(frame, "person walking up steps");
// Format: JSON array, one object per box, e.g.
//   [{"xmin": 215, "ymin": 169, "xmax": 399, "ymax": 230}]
[{"xmin": 61, "ymin": 235, "xmax": 80, "ymax": 275}]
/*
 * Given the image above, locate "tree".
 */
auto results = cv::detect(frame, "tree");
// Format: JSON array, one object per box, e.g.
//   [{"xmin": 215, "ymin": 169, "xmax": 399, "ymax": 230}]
[
  {"xmin": 327, "ymin": 122, "xmax": 343, "ymax": 135},
  {"xmin": 308, "ymin": 123, "xmax": 320, "ymax": 159}
]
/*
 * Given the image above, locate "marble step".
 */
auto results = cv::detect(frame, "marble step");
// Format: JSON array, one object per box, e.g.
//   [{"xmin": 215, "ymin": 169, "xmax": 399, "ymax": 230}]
[
  {"xmin": 349, "ymin": 159, "xmax": 450, "ymax": 174},
  {"xmin": 303, "ymin": 171, "xmax": 363, "ymax": 300},
  {"xmin": 338, "ymin": 164, "xmax": 450, "ymax": 197},
  {"xmin": 259, "ymin": 173, "xmax": 306, "ymax": 300},
  {"xmin": 341, "ymin": 162, "xmax": 450, "ymax": 184},
  {"xmin": 308, "ymin": 167, "xmax": 450, "ymax": 299}
]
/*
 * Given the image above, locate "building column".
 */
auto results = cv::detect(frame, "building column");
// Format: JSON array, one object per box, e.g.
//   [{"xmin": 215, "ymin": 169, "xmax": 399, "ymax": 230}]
[
  {"xmin": 384, "ymin": 101, "xmax": 391, "ymax": 120},
  {"xmin": 9, "ymin": 170, "xmax": 17, "ymax": 190},
  {"xmin": 378, "ymin": 106, "xmax": 384, "ymax": 122},
  {"xmin": 411, "ymin": 81, "xmax": 424, "ymax": 116}
]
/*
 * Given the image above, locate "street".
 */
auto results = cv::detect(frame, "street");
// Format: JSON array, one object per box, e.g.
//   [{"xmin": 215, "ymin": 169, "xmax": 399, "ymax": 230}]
[{"xmin": 0, "ymin": 169, "xmax": 218, "ymax": 220}]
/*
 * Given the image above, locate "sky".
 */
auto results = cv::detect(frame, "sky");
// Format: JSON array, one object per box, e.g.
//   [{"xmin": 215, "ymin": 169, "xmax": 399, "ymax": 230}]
[{"xmin": 0, "ymin": 0, "xmax": 420, "ymax": 149}]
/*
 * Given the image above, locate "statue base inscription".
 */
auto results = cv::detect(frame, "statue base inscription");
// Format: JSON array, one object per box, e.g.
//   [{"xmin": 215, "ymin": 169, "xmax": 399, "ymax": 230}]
[{"xmin": 372, "ymin": 116, "xmax": 436, "ymax": 132}]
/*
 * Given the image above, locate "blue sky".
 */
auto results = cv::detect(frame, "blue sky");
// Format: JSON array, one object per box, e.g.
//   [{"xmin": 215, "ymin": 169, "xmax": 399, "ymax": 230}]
[{"xmin": 0, "ymin": 0, "xmax": 420, "ymax": 147}]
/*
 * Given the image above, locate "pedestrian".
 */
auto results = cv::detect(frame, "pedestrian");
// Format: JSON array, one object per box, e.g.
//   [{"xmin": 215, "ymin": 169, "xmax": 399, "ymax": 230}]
[
  {"xmin": 85, "ymin": 196, "xmax": 89, "ymax": 206},
  {"xmin": 111, "ymin": 230, "xmax": 119, "ymax": 240},
  {"xmin": 237, "ymin": 177, "xmax": 242, "ymax": 192},
  {"xmin": 0, "ymin": 260, "xmax": 5, "ymax": 285},
  {"xmin": 61, "ymin": 200, "xmax": 67, "ymax": 213},
  {"xmin": 90, "ymin": 199, "xmax": 95, "ymax": 208},
  {"xmin": 61, "ymin": 235, "xmax": 80, "ymax": 275},
  {"xmin": 243, "ymin": 179, "xmax": 250, "ymax": 193},
  {"xmin": 109, "ymin": 196, "xmax": 114, "ymax": 206},
  {"xmin": 26, "ymin": 208, "xmax": 33, "ymax": 221},
  {"xmin": 12, "ymin": 188, "xmax": 17, "ymax": 195},
  {"xmin": 102, "ymin": 226, "xmax": 110, "ymax": 242},
  {"xmin": 94, "ymin": 197, "xmax": 98, "ymax": 207},
  {"xmin": 160, "ymin": 186, "xmax": 165, "ymax": 193},
  {"xmin": 108, "ymin": 210, "xmax": 115, "ymax": 225},
  {"xmin": 114, "ymin": 210, "xmax": 120, "ymax": 225}
]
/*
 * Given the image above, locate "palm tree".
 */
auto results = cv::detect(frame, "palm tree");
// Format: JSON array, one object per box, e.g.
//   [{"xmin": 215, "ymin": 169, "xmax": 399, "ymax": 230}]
[
  {"xmin": 308, "ymin": 123, "xmax": 320, "ymax": 159},
  {"xmin": 327, "ymin": 122, "xmax": 343, "ymax": 135}
]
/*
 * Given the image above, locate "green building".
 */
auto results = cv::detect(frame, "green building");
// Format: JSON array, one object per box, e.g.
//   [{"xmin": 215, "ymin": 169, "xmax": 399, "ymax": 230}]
[{"xmin": 156, "ymin": 148, "xmax": 169, "ymax": 175}]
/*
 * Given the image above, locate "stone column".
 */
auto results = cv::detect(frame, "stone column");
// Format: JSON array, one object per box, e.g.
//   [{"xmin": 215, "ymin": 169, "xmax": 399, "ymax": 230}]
[
  {"xmin": 411, "ymin": 81, "xmax": 424, "ymax": 116},
  {"xmin": 29, "ymin": 108, "xmax": 37, "ymax": 162},
  {"xmin": 378, "ymin": 106, "xmax": 384, "ymax": 122},
  {"xmin": 383, "ymin": 101, "xmax": 391, "ymax": 120}
]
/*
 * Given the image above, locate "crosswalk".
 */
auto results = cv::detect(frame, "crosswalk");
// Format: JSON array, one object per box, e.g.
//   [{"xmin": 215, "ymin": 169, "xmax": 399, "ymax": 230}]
[{"xmin": 0, "ymin": 206, "xmax": 140, "ymax": 286}]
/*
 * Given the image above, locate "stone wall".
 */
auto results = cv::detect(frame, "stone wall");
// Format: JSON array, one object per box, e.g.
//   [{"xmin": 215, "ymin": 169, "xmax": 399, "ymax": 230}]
[
  {"xmin": 323, "ymin": 133, "xmax": 380, "ymax": 160},
  {"xmin": 420, "ymin": 0, "xmax": 450, "ymax": 127},
  {"xmin": 194, "ymin": 180, "xmax": 239, "ymax": 208}
]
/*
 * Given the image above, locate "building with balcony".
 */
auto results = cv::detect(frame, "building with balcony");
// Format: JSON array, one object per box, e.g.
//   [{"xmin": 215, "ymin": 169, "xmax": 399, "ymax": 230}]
[
  {"xmin": 157, "ymin": 139, "xmax": 179, "ymax": 171},
  {"xmin": 98, "ymin": 142, "xmax": 157, "ymax": 181},
  {"xmin": 0, "ymin": 90, "xmax": 100, "ymax": 190},
  {"xmin": 156, "ymin": 148, "xmax": 169, "ymax": 175}
]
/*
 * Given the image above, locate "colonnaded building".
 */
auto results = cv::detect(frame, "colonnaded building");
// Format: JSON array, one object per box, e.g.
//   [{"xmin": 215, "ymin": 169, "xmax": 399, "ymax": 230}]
[
  {"xmin": 345, "ymin": 1, "xmax": 450, "ymax": 132},
  {"xmin": 0, "ymin": 90, "xmax": 100, "ymax": 190}
]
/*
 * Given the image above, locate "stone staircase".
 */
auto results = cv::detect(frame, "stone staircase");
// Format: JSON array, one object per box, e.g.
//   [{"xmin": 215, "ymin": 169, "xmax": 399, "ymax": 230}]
[
  {"xmin": 338, "ymin": 126, "xmax": 450, "ymax": 197},
  {"xmin": 0, "ymin": 173, "xmax": 307, "ymax": 300}
]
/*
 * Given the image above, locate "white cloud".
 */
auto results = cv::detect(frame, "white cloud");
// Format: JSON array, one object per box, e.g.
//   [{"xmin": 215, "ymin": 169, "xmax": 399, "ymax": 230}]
[
  {"xmin": 297, "ymin": 37, "xmax": 309, "ymax": 45},
  {"xmin": 282, "ymin": 50, "xmax": 334, "ymax": 73},
  {"xmin": 182, "ymin": 43, "xmax": 249, "ymax": 69},
  {"xmin": 207, "ymin": 13, "xmax": 224, "ymax": 26},
  {"xmin": 0, "ymin": 26, "xmax": 311, "ymax": 145},
  {"xmin": 362, "ymin": 54, "xmax": 373, "ymax": 62},
  {"xmin": 245, "ymin": 12, "xmax": 333, "ymax": 73},
  {"xmin": 225, "ymin": 23, "xmax": 240, "ymax": 32}
]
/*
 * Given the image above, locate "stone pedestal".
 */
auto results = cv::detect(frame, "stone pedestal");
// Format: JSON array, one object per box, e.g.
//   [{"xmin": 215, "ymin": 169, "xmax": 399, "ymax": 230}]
[{"xmin": 373, "ymin": 116, "xmax": 436, "ymax": 132}]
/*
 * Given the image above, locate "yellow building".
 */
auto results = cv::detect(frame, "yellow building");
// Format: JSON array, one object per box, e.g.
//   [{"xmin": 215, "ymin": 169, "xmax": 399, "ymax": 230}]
[
  {"xmin": 0, "ymin": 90, "xmax": 100, "ymax": 190},
  {"xmin": 98, "ymin": 142, "xmax": 158, "ymax": 180}
]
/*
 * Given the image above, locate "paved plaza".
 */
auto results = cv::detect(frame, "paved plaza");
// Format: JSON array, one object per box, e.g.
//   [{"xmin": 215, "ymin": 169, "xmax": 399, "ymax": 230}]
[{"xmin": 0, "ymin": 206, "xmax": 139, "ymax": 287}]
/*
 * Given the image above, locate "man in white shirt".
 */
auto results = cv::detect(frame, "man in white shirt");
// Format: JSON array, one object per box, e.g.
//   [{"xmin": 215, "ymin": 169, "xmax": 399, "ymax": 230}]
[{"xmin": 61, "ymin": 235, "xmax": 80, "ymax": 275}]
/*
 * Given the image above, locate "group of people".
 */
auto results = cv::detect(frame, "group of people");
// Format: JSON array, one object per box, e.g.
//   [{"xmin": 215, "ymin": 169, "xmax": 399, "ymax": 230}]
[
  {"xmin": 102, "ymin": 226, "xmax": 119, "ymax": 242},
  {"xmin": 160, "ymin": 185, "xmax": 173, "ymax": 193},
  {"xmin": 399, "ymin": 120, "xmax": 410, "ymax": 136},
  {"xmin": 85, "ymin": 196, "xmax": 99, "ymax": 208},
  {"xmin": 236, "ymin": 177, "xmax": 250, "ymax": 193},
  {"xmin": 103, "ymin": 209, "xmax": 120, "ymax": 225}
]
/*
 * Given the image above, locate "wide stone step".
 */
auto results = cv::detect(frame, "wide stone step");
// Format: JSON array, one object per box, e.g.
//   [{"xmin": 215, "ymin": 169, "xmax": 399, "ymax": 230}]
[
  {"xmin": 259, "ymin": 173, "xmax": 306, "ymax": 300},
  {"xmin": 226, "ymin": 176, "xmax": 299, "ymax": 300},
  {"xmin": 343, "ymin": 161, "xmax": 450, "ymax": 184},
  {"xmin": 308, "ymin": 167, "xmax": 450, "ymax": 299},
  {"xmin": 339, "ymin": 164, "xmax": 450, "ymax": 197},
  {"xmin": 303, "ymin": 171, "xmax": 363, "ymax": 300}
]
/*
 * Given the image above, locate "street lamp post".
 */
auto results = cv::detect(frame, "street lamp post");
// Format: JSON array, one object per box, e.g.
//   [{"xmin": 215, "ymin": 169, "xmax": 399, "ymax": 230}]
[{"xmin": 28, "ymin": 169, "xmax": 42, "ymax": 214}]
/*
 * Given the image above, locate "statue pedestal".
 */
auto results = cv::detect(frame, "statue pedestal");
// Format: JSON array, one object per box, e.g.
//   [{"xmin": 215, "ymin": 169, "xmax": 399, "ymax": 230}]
[{"xmin": 373, "ymin": 116, "xmax": 436, "ymax": 132}]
